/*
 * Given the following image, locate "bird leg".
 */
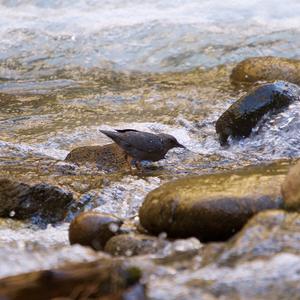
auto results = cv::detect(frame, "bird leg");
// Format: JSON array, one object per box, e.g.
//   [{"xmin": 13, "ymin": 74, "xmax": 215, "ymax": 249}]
[
  {"xmin": 125, "ymin": 154, "xmax": 133, "ymax": 172},
  {"xmin": 134, "ymin": 160, "xmax": 143, "ymax": 171},
  {"xmin": 124, "ymin": 154, "xmax": 143, "ymax": 173}
]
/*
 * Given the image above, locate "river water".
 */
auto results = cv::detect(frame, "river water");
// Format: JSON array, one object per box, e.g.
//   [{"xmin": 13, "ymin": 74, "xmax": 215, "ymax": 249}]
[{"xmin": 1, "ymin": 0, "xmax": 300, "ymax": 297}]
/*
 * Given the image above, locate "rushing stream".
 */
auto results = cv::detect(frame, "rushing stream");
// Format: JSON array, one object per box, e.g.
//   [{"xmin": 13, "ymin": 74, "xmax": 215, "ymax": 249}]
[{"xmin": 1, "ymin": 0, "xmax": 300, "ymax": 298}]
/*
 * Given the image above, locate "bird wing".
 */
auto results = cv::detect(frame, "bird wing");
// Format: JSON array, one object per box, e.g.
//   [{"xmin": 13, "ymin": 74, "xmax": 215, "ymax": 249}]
[
  {"xmin": 119, "ymin": 131, "xmax": 164, "ymax": 153},
  {"xmin": 115, "ymin": 129, "xmax": 139, "ymax": 133},
  {"xmin": 100, "ymin": 129, "xmax": 164, "ymax": 153}
]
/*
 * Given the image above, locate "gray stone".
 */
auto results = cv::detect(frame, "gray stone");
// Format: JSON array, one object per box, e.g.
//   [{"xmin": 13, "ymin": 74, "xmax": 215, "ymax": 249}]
[
  {"xmin": 104, "ymin": 233, "xmax": 168, "ymax": 256},
  {"xmin": 216, "ymin": 210, "xmax": 300, "ymax": 266}
]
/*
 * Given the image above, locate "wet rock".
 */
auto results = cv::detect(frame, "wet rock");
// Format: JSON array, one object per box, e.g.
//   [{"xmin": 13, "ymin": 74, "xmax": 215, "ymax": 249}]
[
  {"xmin": 216, "ymin": 210, "xmax": 300, "ymax": 266},
  {"xmin": 0, "ymin": 178, "xmax": 74, "ymax": 224},
  {"xmin": 139, "ymin": 163, "xmax": 285, "ymax": 242},
  {"xmin": 183, "ymin": 253, "xmax": 300, "ymax": 300},
  {"xmin": 154, "ymin": 237, "xmax": 202, "ymax": 265},
  {"xmin": 65, "ymin": 143, "xmax": 128, "ymax": 171},
  {"xmin": 215, "ymin": 81, "xmax": 300, "ymax": 145},
  {"xmin": 282, "ymin": 160, "xmax": 300, "ymax": 210},
  {"xmin": 104, "ymin": 233, "xmax": 168, "ymax": 256},
  {"xmin": 230, "ymin": 56, "xmax": 300, "ymax": 84},
  {"xmin": 69, "ymin": 211, "xmax": 123, "ymax": 250}
]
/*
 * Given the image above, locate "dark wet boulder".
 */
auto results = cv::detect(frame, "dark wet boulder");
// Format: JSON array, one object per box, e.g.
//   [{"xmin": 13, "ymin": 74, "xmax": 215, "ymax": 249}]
[
  {"xmin": 139, "ymin": 163, "xmax": 286, "ymax": 242},
  {"xmin": 215, "ymin": 81, "xmax": 300, "ymax": 145},
  {"xmin": 65, "ymin": 143, "xmax": 128, "ymax": 171},
  {"xmin": 69, "ymin": 211, "xmax": 123, "ymax": 250},
  {"xmin": 282, "ymin": 160, "xmax": 300, "ymax": 210},
  {"xmin": 104, "ymin": 233, "xmax": 168, "ymax": 256},
  {"xmin": 216, "ymin": 210, "xmax": 300, "ymax": 266},
  {"xmin": 230, "ymin": 56, "xmax": 300, "ymax": 84},
  {"xmin": 0, "ymin": 178, "xmax": 74, "ymax": 224}
]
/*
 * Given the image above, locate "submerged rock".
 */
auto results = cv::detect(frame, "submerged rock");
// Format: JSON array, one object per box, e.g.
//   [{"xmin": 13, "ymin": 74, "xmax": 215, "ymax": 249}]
[
  {"xmin": 282, "ymin": 160, "xmax": 300, "ymax": 211},
  {"xmin": 216, "ymin": 210, "xmax": 300, "ymax": 266},
  {"xmin": 215, "ymin": 81, "xmax": 300, "ymax": 145},
  {"xmin": 230, "ymin": 56, "xmax": 300, "ymax": 84},
  {"xmin": 104, "ymin": 233, "xmax": 168, "ymax": 256},
  {"xmin": 65, "ymin": 143, "xmax": 128, "ymax": 171},
  {"xmin": 139, "ymin": 163, "xmax": 285, "ymax": 242},
  {"xmin": 0, "ymin": 178, "xmax": 74, "ymax": 224},
  {"xmin": 69, "ymin": 211, "xmax": 123, "ymax": 250}
]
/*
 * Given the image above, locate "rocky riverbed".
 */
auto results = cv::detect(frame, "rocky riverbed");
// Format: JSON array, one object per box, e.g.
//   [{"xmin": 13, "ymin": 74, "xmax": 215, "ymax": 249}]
[{"xmin": 1, "ymin": 1, "xmax": 300, "ymax": 299}]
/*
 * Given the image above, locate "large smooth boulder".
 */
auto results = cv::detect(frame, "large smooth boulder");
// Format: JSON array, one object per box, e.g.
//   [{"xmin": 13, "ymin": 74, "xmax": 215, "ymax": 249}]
[
  {"xmin": 0, "ymin": 178, "xmax": 74, "ymax": 224},
  {"xmin": 65, "ymin": 143, "xmax": 127, "ymax": 171},
  {"xmin": 139, "ymin": 163, "xmax": 287, "ymax": 242},
  {"xmin": 282, "ymin": 160, "xmax": 300, "ymax": 210},
  {"xmin": 230, "ymin": 56, "xmax": 300, "ymax": 84},
  {"xmin": 216, "ymin": 81, "xmax": 300, "ymax": 145}
]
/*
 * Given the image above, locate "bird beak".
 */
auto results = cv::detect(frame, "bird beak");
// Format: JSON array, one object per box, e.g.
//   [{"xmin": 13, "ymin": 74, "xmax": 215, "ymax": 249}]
[{"xmin": 177, "ymin": 143, "xmax": 186, "ymax": 149}]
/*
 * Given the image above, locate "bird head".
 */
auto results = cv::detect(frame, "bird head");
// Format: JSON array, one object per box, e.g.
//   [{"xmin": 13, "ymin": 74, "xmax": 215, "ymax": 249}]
[{"xmin": 159, "ymin": 133, "xmax": 186, "ymax": 150}]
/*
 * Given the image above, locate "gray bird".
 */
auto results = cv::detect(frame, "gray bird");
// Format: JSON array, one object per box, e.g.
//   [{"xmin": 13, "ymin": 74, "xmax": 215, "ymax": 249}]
[{"xmin": 100, "ymin": 129, "xmax": 185, "ymax": 170}]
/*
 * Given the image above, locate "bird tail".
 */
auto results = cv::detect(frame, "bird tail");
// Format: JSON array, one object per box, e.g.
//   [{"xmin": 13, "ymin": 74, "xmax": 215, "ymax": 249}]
[{"xmin": 99, "ymin": 129, "xmax": 120, "ymax": 142}]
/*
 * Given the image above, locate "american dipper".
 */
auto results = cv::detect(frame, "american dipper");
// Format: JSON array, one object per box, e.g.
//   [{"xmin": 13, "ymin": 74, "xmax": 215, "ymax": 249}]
[{"xmin": 100, "ymin": 129, "xmax": 185, "ymax": 170}]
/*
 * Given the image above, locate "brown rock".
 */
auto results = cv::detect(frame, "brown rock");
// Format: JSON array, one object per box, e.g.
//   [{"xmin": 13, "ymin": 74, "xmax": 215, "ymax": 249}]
[
  {"xmin": 282, "ymin": 160, "xmax": 300, "ymax": 210},
  {"xmin": 65, "ymin": 143, "xmax": 128, "ymax": 171},
  {"xmin": 230, "ymin": 56, "xmax": 300, "ymax": 84},
  {"xmin": 69, "ymin": 211, "xmax": 123, "ymax": 250},
  {"xmin": 139, "ymin": 162, "xmax": 286, "ymax": 242},
  {"xmin": 104, "ymin": 233, "xmax": 168, "ymax": 256},
  {"xmin": 0, "ymin": 259, "xmax": 144, "ymax": 300}
]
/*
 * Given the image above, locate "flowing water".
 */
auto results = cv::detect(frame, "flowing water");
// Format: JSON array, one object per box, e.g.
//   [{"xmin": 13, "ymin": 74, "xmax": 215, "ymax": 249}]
[{"xmin": 1, "ymin": 0, "xmax": 300, "ymax": 297}]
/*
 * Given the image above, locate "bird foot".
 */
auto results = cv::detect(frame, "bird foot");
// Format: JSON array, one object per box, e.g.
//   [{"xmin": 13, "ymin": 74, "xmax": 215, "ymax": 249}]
[
  {"xmin": 125, "ymin": 155, "xmax": 144, "ymax": 173},
  {"xmin": 134, "ymin": 161, "xmax": 143, "ymax": 171}
]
